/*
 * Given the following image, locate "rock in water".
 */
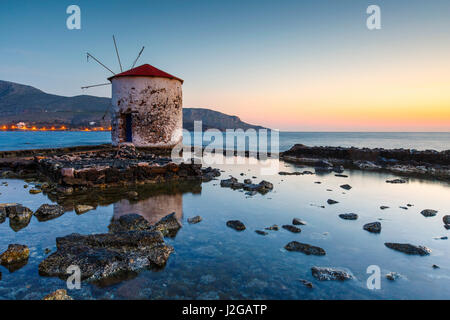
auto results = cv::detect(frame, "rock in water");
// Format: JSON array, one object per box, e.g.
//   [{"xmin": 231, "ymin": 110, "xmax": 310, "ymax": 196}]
[
  {"xmin": 311, "ymin": 267, "xmax": 352, "ymax": 281},
  {"xmin": 4, "ymin": 204, "xmax": 33, "ymax": 232},
  {"xmin": 108, "ymin": 213, "xmax": 151, "ymax": 233},
  {"xmin": 187, "ymin": 216, "xmax": 202, "ymax": 224},
  {"xmin": 443, "ymin": 215, "xmax": 450, "ymax": 225},
  {"xmin": 43, "ymin": 289, "xmax": 73, "ymax": 300},
  {"xmin": 327, "ymin": 199, "xmax": 339, "ymax": 205},
  {"xmin": 386, "ymin": 272, "xmax": 401, "ymax": 281},
  {"xmin": 38, "ymin": 231, "xmax": 173, "ymax": 282},
  {"xmin": 386, "ymin": 179, "xmax": 407, "ymax": 184},
  {"xmin": 339, "ymin": 213, "xmax": 358, "ymax": 220},
  {"xmin": 299, "ymin": 279, "xmax": 314, "ymax": 288},
  {"xmin": 282, "ymin": 225, "xmax": 301, "ymax": 233},
  {"xmin": 363, "ymin": 222, "xmax": 381, "ymax": 233},
  {"xmin": 380, "ymin": 206, "xmax": 390, "ymax": 210},
  {"xmin": 384, "ymin": 243, "xmax": 431, "ymax": 255},
  {"xmin": 285, "ymin": 241, "xmax": 326, "ymax": 255},
  {"xmin": 0, "ymin": 207, "xmax": 6, "ymax": 224},
  {"xmin": 153, "ymin": 212, "xmax": 182, "ymax": 237},
  {"xmin": 226, "ymin": 220, "xmax": 246, "ymax": 231},
  {"xmin": 340, "ymin": 184, "xmax": 352, "ymax": 190},
  {"xmin": 265, "ymin": 224, "xmax": 279, "ymax": 231},
  {"xmin": 0, "ymin": 244, "xmax": 30, "ymax": 272},
  {"xmin": 29, "ymin": 189, "xmax": 42, "ymax": 194},
  {"xmin": 34, "ymin": 204, "xmax": 65, "ymax": 222},
  {"xmin": 75, "ymin": 205, "xmax": 95, "ymax": 215},
  {"xmin": 255, "ymin": 230, "xmax": 268, "ymax": 236},
  {"xmin": 421, "ymin": 209, "xmax": 438, "ymax": 217},
  {"xmin": 292, "ymin": 218, "xmax": 307, "ymax": 225}
]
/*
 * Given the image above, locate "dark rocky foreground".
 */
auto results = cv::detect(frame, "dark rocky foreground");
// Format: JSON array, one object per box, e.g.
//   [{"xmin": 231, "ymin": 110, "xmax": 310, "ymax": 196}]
[
  {"xmin": 38, "ymin": 212, "xmax": 180, "ymax": 283},
  {"xmin": 0, "ymin": 145, "xmax": 219, "ymax": 197},
  {"xmin": 281, "ymin": 144, "xmax": 450, "ymax": 180}
]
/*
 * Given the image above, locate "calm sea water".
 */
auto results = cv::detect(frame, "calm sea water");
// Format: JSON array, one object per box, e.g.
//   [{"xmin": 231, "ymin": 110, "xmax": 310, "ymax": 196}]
[
  {"xmin": 0, "ymin": 156, "xmax": 449, "ymax": 300},
  {"xmin": 0, "ymin": 131, "xmax": 449, "ymax": 152},
  {"xmin": 0, "ymin": 132, "xmax": 449, "ymax": 300}
]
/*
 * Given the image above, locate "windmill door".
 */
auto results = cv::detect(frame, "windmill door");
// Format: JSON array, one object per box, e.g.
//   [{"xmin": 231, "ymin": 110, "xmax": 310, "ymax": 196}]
[{"xmin": 125, "ymin": 114, "xmax": 132, "ymax": 142}]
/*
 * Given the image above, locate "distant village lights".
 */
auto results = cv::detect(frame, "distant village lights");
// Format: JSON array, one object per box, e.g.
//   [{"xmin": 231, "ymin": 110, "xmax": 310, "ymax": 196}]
[{"xmin": 0, "ymin": 124, "xmax": 111, "ymax": 132}]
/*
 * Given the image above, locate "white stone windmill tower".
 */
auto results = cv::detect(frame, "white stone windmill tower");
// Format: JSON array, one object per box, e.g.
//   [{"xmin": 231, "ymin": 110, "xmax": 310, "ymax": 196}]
[{"xmin": 83, "ymin": 36, "xmax": 183, "ymax": 148}]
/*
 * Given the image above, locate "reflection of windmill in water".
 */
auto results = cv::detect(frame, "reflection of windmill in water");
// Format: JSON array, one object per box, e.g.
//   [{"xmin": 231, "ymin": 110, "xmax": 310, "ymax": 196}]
[{"xmin": 83, "ymin": 36, "xmax": 184, "ymax": 148}]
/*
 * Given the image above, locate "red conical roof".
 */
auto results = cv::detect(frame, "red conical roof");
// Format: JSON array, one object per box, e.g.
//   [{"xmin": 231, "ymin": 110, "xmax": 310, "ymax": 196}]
[{"xmin": 108, "ymin": 64, "xmax": 183, "ymax": 83}]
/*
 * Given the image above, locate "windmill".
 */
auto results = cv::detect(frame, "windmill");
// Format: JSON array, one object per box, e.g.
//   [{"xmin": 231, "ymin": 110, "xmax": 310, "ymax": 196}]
[{"xmin": 81, "ymin": 36, "xmax": 145, "ymax": 120}]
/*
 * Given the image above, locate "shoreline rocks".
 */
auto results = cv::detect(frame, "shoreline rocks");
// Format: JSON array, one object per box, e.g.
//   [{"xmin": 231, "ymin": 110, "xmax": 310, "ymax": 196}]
[
  {"xmin": 384, "ymin": 242, "xmax": 431, "ymax": 255},
  {"xmin": 220, "ymin": 177, "xmax": 273, "ymax": 194},
  {"xmin": 281, "ymin": 144, "xmax": 450, "ymax": 181},
  {"xmin": 75, "ymin": 204, "xmax": 95, "ymax": 215}
]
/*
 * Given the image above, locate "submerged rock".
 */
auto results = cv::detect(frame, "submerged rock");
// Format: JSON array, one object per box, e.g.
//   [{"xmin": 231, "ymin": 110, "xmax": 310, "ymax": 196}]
[
  {"xmin": 292, "ymin": 218, "xmax": 307, "ymax": 225},
  {"xmin": 327, "ymin": 199, "xmax": 339, "ymax": 205},
  {"xmin": 298, "ymin": 279, "xmax": 313, "ymax": 288},
  {"xmin": 340, "ymin": 184, "xmax": 352, "ymax": 190},
  {"xmin": 75, "ymin": 205, "xmax": 95, "ymax": 215},
  {"xmin": 34, "ymin": 204, "xmax": 65, "ymax": 222},
  {"xmin": 38, "ymin": 230, "xmax": 173, "ymax": 282},
  {"xmin": 43, "ymin": 289, "xmax": 73, "ymax": 300},
  {"xmin": 0, "ymin": 244, "xmax": 29, "ymax": 272},
  {"xmin": 311, "ymin": 266, "xmax": 352, "ymax": 281},
  {"xmin": 339, "ymin": 213, "xmax": 358, "ymax": 220},
  {"xmin": 384, "ymin": 243, "xmax": 431, "ymax": 255},
  {"xmin": 226, "ymin": 220, "xmax": 246, "ymax": 231},
  {"xmin": 285, "ymin": 241, "xmax": 326, "ymax": 255},
  {"xmin": 363, "ymin": 222, "xmax": 381, "ymax": 233},
  {"xmin": 187, "ymin": 215, "xmax": 202, "ymax": 224},
  {"xmin": 421, "ymin": 209, "xmax": 438, "ymax": 217},
  {"xmin": 282, "ymin": 225, "xmax": 301, "ymax": 233}
]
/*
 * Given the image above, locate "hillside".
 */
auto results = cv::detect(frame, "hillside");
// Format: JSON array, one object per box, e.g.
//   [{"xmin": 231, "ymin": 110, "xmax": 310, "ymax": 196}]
[{"xmin": 0, "ymin": 80, "xmax": 265, "ymax": 131}]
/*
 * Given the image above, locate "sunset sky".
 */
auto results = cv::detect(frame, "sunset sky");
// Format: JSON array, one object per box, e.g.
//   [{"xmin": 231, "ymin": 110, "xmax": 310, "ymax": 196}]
[{"xmin": 1, "ymin": 0, "xmax": 449, "ymax": 131}]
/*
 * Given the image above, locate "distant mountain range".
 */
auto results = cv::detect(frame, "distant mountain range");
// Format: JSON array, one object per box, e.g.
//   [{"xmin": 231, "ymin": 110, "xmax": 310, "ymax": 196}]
[{"xmin": 0, "ymin": 80, "xmax": 265, "ymax": 131}]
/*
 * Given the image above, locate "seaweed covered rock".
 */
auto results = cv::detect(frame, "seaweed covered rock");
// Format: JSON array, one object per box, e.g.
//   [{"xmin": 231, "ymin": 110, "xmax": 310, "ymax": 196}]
[
  {"xmin": 34, "ymin": 204, "xmax": 65, "ymax": 222},
  {"xmin": 43, "ymin": 289, "xmax": 73, "ymax": 300},
  {"xmin": 0, "ymin": 244, "xmax": 30, "ymax": 272}
]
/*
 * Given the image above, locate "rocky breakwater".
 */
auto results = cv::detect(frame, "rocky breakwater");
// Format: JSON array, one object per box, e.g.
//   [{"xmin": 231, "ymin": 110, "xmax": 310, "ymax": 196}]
[
  {"xmin": 38, "ymin": 212, "xmax": 180, "ymax": 283},
  {"xmin": 35, "ymin": 145, "xmax": 205, "ymax": 190},
  {"xmin": 281, "ymin": 144, "xmax": 450, "ymax": 180}
]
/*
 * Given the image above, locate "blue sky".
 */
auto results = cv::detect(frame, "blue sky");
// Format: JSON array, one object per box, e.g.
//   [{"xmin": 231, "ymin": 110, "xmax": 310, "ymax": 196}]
[{"xmin": 1, "ymin": 0, "xmax": 449, "ymax": 131}]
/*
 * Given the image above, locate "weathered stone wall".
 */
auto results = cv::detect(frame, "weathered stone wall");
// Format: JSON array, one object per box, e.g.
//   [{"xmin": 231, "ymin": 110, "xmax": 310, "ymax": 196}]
[{"xmin": 111, "ymin": 76, "xmax": 183, "ymax": 148}]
